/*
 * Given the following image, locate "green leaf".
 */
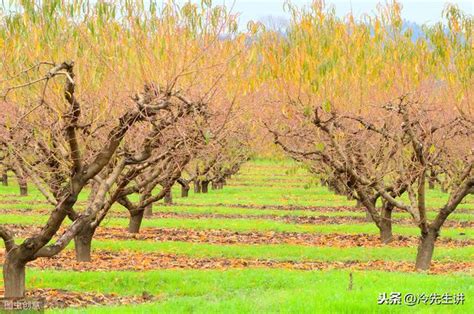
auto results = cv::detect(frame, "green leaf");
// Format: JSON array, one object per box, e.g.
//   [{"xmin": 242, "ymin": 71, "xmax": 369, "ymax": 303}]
[
  {"xmin": 315, "ymin": 143, "xmax": 325, "ymax": 151},
  {"xmin": 322, "ymin": 100, "xmax": 331, "ymax": 113},
  {"xmin": 429, "ymin": 144, "xmax": 436, "ymax": 154}
]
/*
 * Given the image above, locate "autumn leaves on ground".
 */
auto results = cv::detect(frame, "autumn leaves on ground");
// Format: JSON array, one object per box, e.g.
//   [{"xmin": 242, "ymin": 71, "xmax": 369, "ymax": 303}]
[{"xmin": 0, "ymin": 160, "xmax": 472, "ymax": 312}]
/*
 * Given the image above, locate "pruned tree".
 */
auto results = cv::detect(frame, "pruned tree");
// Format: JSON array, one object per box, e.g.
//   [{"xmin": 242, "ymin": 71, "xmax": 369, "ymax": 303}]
[
  {"xmin": 67, "ymin": 84, "xmax": 211, "ymax": 260},
  {"xmin": 0, "ymin": 0, "xmax": 248, "ymax": 296},
  {"xmin": 0, "ymin": 62, "xmax": 197, "ymax": 296},
  {"xmin": 270, "ymin": 95, "xmax": 473, "ymax": 270},
  {"xmin": 269, "ymin": 100, "xmax": 408, "ymax": 243}
]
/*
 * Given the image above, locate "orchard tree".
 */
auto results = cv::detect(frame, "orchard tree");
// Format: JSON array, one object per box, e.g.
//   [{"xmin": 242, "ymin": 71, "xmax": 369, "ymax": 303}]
[
  {"xmin": 0, "ymin": 61, "xmax": 180, "ymax": 297},
  {"xmin": 259, "ymin": 0, "xmax": 473, "ymax": 269},
  {"xmin": 0, "ymin": 0, "xmax": 248, "ymax": 297},
  {"xmin": 0, "ymin": 147, "xmax": 27, "ymax": 195},
  {"xmin": 270, "ymin": 95, "xmax": 473, "ymax": 255},
  {"xmin": 70, "ymin": 85, "xmax": 209, "ymax": 260},
  {"xmin": 180, "ymin": 121, "xmax": 251, "ymax": 194}
]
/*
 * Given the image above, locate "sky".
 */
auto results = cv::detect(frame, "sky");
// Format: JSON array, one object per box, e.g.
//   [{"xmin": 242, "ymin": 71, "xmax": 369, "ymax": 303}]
[{"xmin": 185, "ymin": 0, "xmax": 473, "ymax": 28}]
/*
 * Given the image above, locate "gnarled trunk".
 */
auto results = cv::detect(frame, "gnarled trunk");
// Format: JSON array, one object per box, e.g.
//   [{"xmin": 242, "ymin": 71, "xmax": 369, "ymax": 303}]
[
  {"xmin": 177, "ymin": 178, "xmax": 190, "ymax": 197},
  {"xmin": 415, "ymin": 229, "xmax": 438, "ymax": 271},
  {"xmin": 379, "ymin": 224, "xmax": 393, "ymax": 244},
  {"xmin": 201, "ymin": 181, "xmax": 209, "ymax": 193},
  {"xmin": 128, "ymin": 210, "xmax": 144, "ymax": 233},
  {"xmin": 363, "ymin": 197, "xmax": 375, "ymax": 222},
  {"xmin": 74, "ymin": 225, "xmax": 95, "ymax": 262},
  {"xmin": 3, "ymin": 254, "xmax": 26, "ymax": 298},
  {"xmin": 11, "ymin": 165, "xmax": 28, "ymax": 196}
]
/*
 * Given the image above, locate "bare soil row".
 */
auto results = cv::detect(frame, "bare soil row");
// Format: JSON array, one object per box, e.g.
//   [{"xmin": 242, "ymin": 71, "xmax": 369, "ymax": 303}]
[
  {"xmin": 6, "ymin": 225, "xmax": 472, "ymax": 248},
  {"xmin": 0, "ymin": 250, "xmax": 470, "ymax": 274}
]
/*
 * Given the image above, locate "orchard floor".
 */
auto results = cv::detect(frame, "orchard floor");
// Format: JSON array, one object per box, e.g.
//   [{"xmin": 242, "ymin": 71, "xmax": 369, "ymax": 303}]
[{"xmin": 0, "ymin": 159, "xmax": 473, "ymax": 313}]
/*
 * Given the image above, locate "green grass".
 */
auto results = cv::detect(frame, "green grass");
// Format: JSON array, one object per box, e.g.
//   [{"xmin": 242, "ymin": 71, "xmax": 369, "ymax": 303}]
[
  {"xmin": 1, "ymin": 204, "xmax": 472, "ymax": 221},
  {"xmin": 9, "ymin": 269, "xmax": 474, "ymax": 313},
  {"xmin": 2, "ymin": 239, "xmax": 471, "ymax": 263},
  {"xmin": 1, "ymin": 159, "xmax": 473, "ymax": 313},
  {"xmin": 1, "ymin": 166, "xmax": 473, "ymax": 210},
  {"xmin": 90, "ymin": 240, "xmax": 474, "ymax": 262}
]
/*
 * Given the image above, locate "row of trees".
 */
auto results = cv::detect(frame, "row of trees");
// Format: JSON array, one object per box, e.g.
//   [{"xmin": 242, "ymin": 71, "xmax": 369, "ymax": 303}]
[
  {"xmin": 0, "ymin": 0, "xmax": 251, "ymax": 298},
  {"xmin": 0, "ymin": 0, "xmax": 472, "ymax": 298},
  {"xmin": 0, "ymin": 151, "xmax": 28, "ymax": 195},
  {"xmin": 259, "ymin": 1, "xmax": 473, "ymax": 270}
]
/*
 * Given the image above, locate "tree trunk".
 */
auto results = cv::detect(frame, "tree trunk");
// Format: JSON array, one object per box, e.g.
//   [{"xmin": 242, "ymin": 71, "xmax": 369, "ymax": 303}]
[
  {"xmin": 181, "ymin": 185, "xmax": 189, "ymax": 197},
  {"xmin": 11, "ymin": 166, "xmax": 28, "ymax": 196},
  {"xmin": 415, "ymin": 229, "xmax": 438, "ymax": 271},
  {"xmin": 2, "ymin": 172, "xmax": 8, "ymax": 186},
  {"xmin": 355, "ymin": 199, "xmax": 363, "ymax": 208},
  {"xmin": 177, "ymin": 179, "xmax": 190, "ymax": 198},
  {"xmin": 211, "ymin": 182, "xmax": 217, "ymax": 190},
  {"xmin": 194, "ymin": 180, "xmax": 201, "ymax": 193},
  {"xmin": 201, "ymin": 181, "xmax": 209, "ymax": 193},
  {"xmin": 164, "ymin": 190, "xmax": 172, "ymax": 204},
  {"xmin": 128, "ymin": 210, "xmax": 144, "ymax": 233},
  {"xmin": 379, "ymin": 205, "xmax": 393, "ymax": 244},
  {"xmin": 74, "ymin": 226, "xmax": 95, "ymax": 262},
  {"xmin": 19, "ymin": 183, "xmax": 28, "ymax": 196},
  {"xmin": 3, "ymin": 256, "xmax": 26, "ymax": 298}
]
